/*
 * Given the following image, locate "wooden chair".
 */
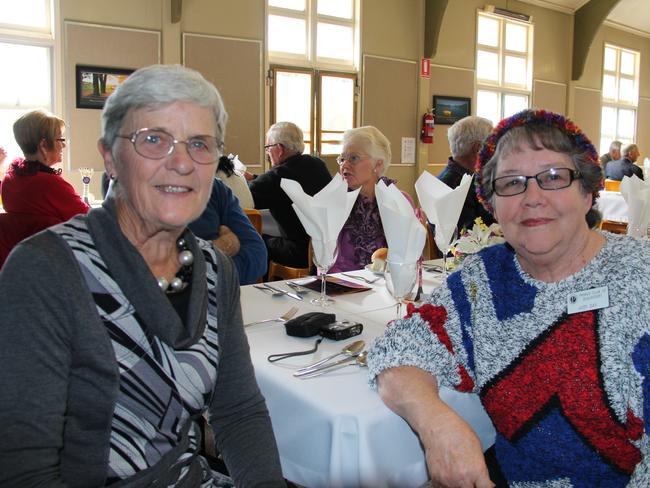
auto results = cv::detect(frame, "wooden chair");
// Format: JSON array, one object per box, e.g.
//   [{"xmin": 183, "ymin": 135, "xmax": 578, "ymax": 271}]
[
  {"xmin": 604, "ymin": 179, "xmax": 621, "ymax": 192},
  {"xmin": 599, "ymin": 219, "xmax": 627, "ymax": 234},
  {"xmin": 243, "ymin": 208, "xmax": 262, "ymax": 234},
  {"xmin": 267, "ymin": 241, "xmax": 314, "ymax": 281},
  {"xmin": 421, "ymin": 211, "xmax": 442, "ymax": 260}
]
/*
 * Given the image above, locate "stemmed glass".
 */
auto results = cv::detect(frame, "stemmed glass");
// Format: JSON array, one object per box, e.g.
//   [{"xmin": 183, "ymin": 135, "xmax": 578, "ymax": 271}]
[
  {"xmin": 78, "ymin": 167, "xmax": 94, "ymax": 204},
  {"xmin": 311, "ymin": 239, "xmax": 339, "ymax": 307},
  {"xmin": 385, "ymin": 260, "xmax": 418, "ymax": 319},
  {"xmin": 434, "ymin": 225, "xmax": 458, "ymax": 276}
]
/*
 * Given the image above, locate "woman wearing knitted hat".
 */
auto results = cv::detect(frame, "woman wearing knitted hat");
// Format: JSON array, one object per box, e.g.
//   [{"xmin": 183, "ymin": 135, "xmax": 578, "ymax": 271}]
[{"xmin": 368, "ymin": 109, "xmax": 650, "ymax": 486}]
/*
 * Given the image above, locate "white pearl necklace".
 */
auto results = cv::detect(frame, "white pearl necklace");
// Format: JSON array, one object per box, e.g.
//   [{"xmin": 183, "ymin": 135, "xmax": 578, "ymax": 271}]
[{"xmin": 157, "ymin": 237, "xmax": 194, "ymax": 294}]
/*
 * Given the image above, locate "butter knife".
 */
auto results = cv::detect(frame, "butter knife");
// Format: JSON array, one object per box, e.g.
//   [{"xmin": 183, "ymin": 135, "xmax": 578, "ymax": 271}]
[{"xmin": 263, "ymin": 283, "xmax": 303, "ymax": 301}]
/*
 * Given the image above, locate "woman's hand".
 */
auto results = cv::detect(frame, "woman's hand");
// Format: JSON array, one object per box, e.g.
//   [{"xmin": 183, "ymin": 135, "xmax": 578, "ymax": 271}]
[
  {"xmin": 377, "ymin": 366, "xmax": 493, "ymax": 488},
  {"xmin": 213, "ymin": 225, "xmax": 241, "ymax": 257}
]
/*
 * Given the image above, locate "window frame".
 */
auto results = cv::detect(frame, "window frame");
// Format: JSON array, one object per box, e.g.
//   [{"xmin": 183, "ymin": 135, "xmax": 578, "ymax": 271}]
[
  {"xmin": 475, "ymin": 10, "xmax": 533, "ymax": 124},
  {"xmin": 268, "ymin": 0, "xmax": 358, "ymax": 71},
  {"xmin": 269, "ymin": 65, "xmax": 357, "ymax": 157},
  {"xmin": 599, "ymin": 43, "xmax": 640, "ymax": 153}
]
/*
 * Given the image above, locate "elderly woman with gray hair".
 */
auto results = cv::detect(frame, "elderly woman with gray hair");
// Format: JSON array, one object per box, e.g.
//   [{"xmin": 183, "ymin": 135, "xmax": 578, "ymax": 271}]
[
  {"xmin": 330, "ymin": 125, "xmax": 414, "ymax": 273},
  {"xmin": 369, "ymin": 109, "xmax": 650, "ymax": 486},
  {"xmin": 0, "ymin": 65, "xmax": 284, "ymax": 487}
]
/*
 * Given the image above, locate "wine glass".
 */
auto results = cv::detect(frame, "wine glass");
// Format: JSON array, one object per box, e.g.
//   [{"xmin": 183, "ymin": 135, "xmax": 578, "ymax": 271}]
[
  {"xmin": 385, "ymin": 260, "xmax": 418, "ymax": 319},
  {"xmin": 434, "ymin": 225, "xmax": 458, "ymax": 276},
  {"xmin": 311, "ymin": 239, "xmax": 339, "ymax": 307}
]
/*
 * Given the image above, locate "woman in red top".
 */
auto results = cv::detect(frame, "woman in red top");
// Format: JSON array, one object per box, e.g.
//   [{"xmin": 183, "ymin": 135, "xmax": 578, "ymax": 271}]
[{"xmin": 0, "ymin": 109, "xmax": 89, "ymax": 267}]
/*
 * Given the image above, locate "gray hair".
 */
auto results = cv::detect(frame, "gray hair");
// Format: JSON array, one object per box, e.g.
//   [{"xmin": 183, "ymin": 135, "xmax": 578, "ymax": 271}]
[
  {"xmin": 609, "ymin": 140, "xmax": 622, "ymax": 151},
  {"xmin": 266, "ymin": 121, "xmax": 305, "ymax": 155},
  {"xmin": 100, "ymin": 64, "xmax": 228, "ymax": 152},
  {"xmin": 447, "ymin": 116, "xmax": 493, "ymax": 159},
  {"xmin": 342, "ymin": 126, "xmax": 391, "ymax": 175},
  {"xmin": 622, "ymin": 143, "xmax": 638, "ymax": 157},
  {"xmin": 479, "ymin": 124, "xmax": 603, "ymax": 228}
]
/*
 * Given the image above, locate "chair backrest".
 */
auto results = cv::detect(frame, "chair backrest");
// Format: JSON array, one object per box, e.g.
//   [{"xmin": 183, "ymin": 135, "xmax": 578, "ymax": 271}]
[
  {"xmin": 0, "ymin": 212, "xmax": 61, "ymax": 268},
  {"xmin": 266, "ymin": 240, "xmax": 313, "ymax": 281},
  {"xmin": 599, "ymin": 219, "xmax": 627, "ymax": 234},
  {"xmin": 421, "ymin": 211, "xmax": 442, "ymax": 260},
  {"xmin": 604, "ymin": 179, "xmax": 621, "ymax": 192},
  {"xmin": 243, "ymin": 208, "xmax": 262, "ymax": 234}
]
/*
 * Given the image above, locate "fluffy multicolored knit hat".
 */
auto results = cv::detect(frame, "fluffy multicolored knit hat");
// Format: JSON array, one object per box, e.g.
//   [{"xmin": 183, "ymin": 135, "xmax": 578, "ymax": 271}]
[{"xmin": 475, "ymin": 108, "xmax": 601, "ymax": 214}]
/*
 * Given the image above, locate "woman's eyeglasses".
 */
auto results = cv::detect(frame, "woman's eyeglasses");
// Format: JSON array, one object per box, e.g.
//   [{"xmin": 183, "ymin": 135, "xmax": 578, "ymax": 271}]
[
  {"xmin": 492, "ymin": 167, "xmax": 582, "ymax": 197},
  {"xmin": 116, "ymin": 128, "xmax": 223, "ymax": 165},
  {"xmin": 336, "ymin": 153, "xmax": 369, "ymax": 166}
]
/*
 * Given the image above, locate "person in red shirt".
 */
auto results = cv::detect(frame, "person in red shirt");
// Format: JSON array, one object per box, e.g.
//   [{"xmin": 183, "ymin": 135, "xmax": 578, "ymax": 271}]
[{"xmin": 0, "ymin": 109, "xmax": 89, "ymax": 267}]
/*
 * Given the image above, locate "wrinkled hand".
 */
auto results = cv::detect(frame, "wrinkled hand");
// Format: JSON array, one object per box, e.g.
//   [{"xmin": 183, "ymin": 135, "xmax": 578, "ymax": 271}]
[
  {"xmin": 213, "ymin": 225, "xmax": 240, "ymax": 257},
  {"xmin": 243, "ymin": 171, "xmax": 255, "ymax": 182},
  {"xmin": 422, "ymin": 410, "xmax": 493, "ymax": 488}
]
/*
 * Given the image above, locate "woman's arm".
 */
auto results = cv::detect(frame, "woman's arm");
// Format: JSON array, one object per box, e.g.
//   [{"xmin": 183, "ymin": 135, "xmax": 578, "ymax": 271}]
[
  {"xmin": 0, "ymin": 235, "xmax": 78, "ymax": 487},
  {"xmin": 208, "ymin": 253, "xmax": 285, "ymax": 487},
  {"xmin": 377, "ymin": 366, "xmax": 493, "ymax": 488}
]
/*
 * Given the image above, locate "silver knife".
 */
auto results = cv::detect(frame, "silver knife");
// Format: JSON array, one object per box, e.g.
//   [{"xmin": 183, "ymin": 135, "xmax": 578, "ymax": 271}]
[
  {"xmin": 263, "ymin": 283, "xmax": 303, "ymax": 301},
  {"xmin": 293, "ymin": 354, "xmax": 358, "ymax": 377}
]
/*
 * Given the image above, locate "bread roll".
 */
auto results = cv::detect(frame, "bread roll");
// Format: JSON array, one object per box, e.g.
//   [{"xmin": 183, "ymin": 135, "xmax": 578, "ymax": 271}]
[{"xmin": 370, "ymin": 247, "xmax": 388, "ymax": 271}]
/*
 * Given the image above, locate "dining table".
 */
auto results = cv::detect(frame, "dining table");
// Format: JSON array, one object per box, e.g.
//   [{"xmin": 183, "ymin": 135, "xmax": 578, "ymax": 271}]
[{"xmin": 241, "ymin": 263, "xmax": 496, "ymax": 488}]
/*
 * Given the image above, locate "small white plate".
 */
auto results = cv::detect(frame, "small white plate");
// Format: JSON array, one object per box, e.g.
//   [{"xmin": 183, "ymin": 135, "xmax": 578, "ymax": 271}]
[{"xmin": 365, "ymin": 264, "xmax": 385, "ymax": 276}]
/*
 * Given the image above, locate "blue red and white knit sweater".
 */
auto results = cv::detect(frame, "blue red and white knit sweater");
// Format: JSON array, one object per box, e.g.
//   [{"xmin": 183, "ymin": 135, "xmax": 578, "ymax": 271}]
[{"xmin": 369, "ymin": 233, "xmax": 650, "ymax": 487}]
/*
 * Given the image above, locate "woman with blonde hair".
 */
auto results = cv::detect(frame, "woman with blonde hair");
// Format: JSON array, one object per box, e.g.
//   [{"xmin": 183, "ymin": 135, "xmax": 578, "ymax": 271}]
[{"xmin": 0, "ymin": 109, "xmax": 88, "ymax": 267}]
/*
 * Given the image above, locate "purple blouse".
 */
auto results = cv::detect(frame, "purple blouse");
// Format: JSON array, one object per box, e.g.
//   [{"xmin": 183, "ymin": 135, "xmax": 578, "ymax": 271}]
[{"xmin": 330, "ymin": 177, "xmax": 414, "ymax": 273}]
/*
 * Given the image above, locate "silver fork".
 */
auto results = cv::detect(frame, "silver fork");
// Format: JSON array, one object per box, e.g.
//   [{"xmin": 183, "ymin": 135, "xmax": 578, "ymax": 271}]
[
  {"xmin": 341, "ymin": 273, "xmax": 381, "ymax": 284},
  {"xmin": 244, "ymin": 306, "xmax": 299, "ymax": 328}
]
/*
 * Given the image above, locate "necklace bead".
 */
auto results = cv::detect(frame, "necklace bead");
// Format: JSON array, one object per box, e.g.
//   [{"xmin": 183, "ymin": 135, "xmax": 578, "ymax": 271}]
[{"xmin": 157, "ymin": 236, "xmax": 193, "ymax": 294}]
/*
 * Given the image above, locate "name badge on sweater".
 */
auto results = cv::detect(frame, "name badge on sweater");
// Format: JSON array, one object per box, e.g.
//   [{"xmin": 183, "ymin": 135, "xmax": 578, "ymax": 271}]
[{"xmin": 567, "ymin": 286, "xmax": 609, "ymax": 314}]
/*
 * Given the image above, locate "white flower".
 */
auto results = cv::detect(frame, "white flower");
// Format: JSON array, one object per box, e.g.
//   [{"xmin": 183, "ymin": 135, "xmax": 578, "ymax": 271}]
[{"xmin": 451, "ymin": 219, "xmax": 505, "ymax": 258}]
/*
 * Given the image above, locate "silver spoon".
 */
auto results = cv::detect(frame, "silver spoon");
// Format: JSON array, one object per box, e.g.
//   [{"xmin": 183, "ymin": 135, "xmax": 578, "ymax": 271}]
[
  {"xmin": 286, "ymin": 282, "xmax": 310, "ymax": 295},
  {"xmin": 296, "ymin": 351, "xmax": 368, "ymax": 379},
  {"xmin": 294, "ymin": 340, "xmax": 365, "ymax": 376}
]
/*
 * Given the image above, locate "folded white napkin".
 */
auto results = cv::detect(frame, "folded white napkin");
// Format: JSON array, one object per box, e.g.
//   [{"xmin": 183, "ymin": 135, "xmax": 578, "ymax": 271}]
[
  {"xmin": 228, "ymin": 153, "xmax": 247, "ymax": 172},
  {"xmin": 280, "ymin": 174, "xmax": 360, "ymax": 268},
  {"xmin": 415, "ymin": 171, "xmax": 472, "ymax": 251},
  {"xmin": 375, "ymin": 180, "xmax": 426, "ymax": 263},
  {"xmin": 620, "ymin": 174, "xmax": 650, "ymax": 237}
]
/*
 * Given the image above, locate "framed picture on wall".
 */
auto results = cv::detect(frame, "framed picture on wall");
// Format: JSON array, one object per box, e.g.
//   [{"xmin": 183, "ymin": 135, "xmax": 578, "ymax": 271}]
[
  {"xmin": 76, "ymin": 65, "xmax": 134, "ymax": 109},
  {"xmin": 432, "ymin": 95, "xmax": 471, "ymax": 125}
]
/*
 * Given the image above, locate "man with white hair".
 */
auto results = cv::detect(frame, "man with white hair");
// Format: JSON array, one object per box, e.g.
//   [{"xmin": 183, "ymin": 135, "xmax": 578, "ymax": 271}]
[
  {"xmin": 438, "ymin": 115, "xmax": 495, "ymax": 232},
  {"xmin": 249, "ymin": 121, "xmax": 331, "ymax": 267},
  {"xmin": 600, "ymin": 140, "xmax": 622, "ymax": 173},
  {"xmin": 605, "ymin": 143, "xmax": 643, "ymax": 180}
]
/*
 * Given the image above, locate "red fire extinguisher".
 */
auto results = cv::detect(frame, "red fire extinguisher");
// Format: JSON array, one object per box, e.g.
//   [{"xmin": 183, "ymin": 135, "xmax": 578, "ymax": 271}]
[{"xmin": 421, "ymin": 110, "xmax": 435, "ymax": 144}]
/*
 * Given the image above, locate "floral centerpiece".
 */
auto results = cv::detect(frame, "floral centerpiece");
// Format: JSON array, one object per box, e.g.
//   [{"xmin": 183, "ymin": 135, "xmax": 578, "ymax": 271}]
[{"xmin": 450, "ymin": 217, "xmax": 505, "ymax": 264}]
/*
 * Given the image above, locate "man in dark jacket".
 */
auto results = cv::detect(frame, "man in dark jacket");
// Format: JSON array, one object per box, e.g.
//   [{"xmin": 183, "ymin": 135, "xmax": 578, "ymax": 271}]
[
  {"xmin": 605, "ymin": 143, "xmax": 643, "ymax": 180},
  {"xmin": 437, "ymin": 115, "xmax": 495, "ymax": 233},
  {"xmin": 249, "ymin": 121, "xmax": 332, "ymax": 267}
]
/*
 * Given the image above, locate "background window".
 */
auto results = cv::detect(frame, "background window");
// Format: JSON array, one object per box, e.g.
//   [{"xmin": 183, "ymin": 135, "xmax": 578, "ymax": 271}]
[
  {"xmin": 599, "ymin": 44, "xmax": 639, "ymax": 154},
  {"xmin": 268, "ymin": 0, "xmax": 358, "ymax": 156},
  {"xmin": 475, "ymin": 10, "xmax": 532, "ymax": 125},
  {"xmin": 0, "ymin": 0, "xmax": 53, "ymax": 168}
]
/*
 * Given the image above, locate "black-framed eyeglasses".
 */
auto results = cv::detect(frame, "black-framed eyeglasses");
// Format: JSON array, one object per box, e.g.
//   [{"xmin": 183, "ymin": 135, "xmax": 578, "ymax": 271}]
[
  {"xmin": 336, "ymin": 153, "xmax": 370, "ymax": 166},
  {"xmin": 116, "ymin": 128, "xmax": 222, "ymax": 165},
  {"xmin": 492, "ymin": 167, "xmax": 582, "ymax": 197},
  {"xmin": 264, "ymin": 143, "xmax": 281, "ymax": 151}
]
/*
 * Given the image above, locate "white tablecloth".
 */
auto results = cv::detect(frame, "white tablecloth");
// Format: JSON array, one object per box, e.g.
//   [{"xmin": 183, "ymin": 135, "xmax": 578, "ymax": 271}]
[
  {"xmin": 241, "ymin": 266, "xmax": 496, "ymax": 488},
  {"xmin": 596, "ymin": 190, "xmax": 628, "ymax": 222}
]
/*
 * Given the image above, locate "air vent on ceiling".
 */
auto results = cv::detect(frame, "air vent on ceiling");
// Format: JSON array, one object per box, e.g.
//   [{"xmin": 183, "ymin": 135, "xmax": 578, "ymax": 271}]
[{"xmin": 484, "ymin": 5, "xmax": 532, "ymax": 23}]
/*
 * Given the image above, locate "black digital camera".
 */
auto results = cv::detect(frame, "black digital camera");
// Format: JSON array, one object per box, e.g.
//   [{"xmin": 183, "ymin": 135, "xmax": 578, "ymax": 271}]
[{"xmin": 319, "ymin": 320, "xmax": 363, "ymax": 341}]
